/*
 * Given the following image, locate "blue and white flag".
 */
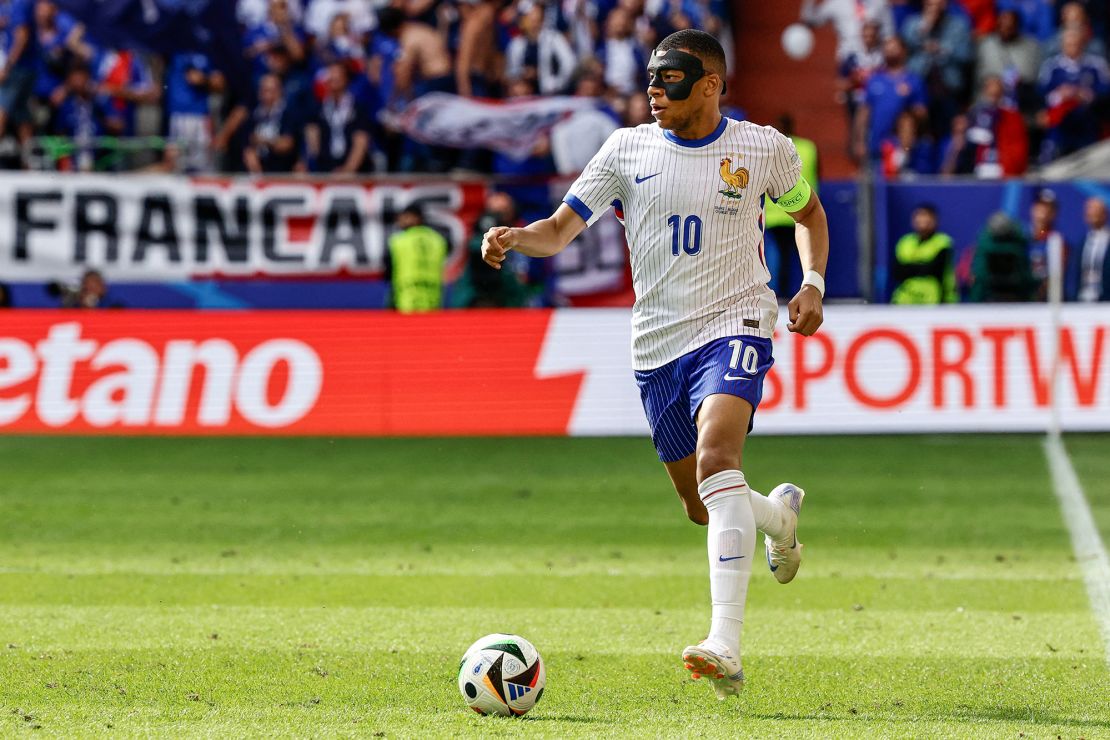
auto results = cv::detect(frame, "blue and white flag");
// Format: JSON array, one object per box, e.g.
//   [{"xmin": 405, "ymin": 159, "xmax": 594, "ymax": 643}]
[{"xmin": 393, "ymin": 93, "xmax": 599, "ymax": 161}]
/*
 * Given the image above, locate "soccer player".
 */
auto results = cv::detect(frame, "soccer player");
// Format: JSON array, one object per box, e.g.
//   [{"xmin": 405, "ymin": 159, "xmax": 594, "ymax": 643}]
[{"xmin": 482, "ymin": 29, "xmax": 829, "ymax": 700}]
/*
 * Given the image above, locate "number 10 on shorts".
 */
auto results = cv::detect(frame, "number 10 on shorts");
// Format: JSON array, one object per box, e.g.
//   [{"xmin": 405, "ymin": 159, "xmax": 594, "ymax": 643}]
[{"xmin": 728, "ymin": 339, "xmax": 759, "ymax": 375}]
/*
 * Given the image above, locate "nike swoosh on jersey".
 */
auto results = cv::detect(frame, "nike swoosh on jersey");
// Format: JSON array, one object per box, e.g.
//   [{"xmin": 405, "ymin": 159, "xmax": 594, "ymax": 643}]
[
  {"xmin": 723, "ymin": 374, "xmax": 751, "ymax": 381},
  {"xmin": 634, "ymin": 172, "xmax": 662, "ymax": 184}
]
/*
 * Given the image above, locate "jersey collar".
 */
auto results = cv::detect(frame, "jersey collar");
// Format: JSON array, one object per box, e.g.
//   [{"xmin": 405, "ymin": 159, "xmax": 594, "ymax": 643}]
[{"xmin": 662, "ymin": 116, "xmax": 727, "ymax": 148}]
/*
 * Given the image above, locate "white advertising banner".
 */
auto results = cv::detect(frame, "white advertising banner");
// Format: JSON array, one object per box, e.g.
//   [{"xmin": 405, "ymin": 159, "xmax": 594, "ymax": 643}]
[
  {"xmin": 0, "ymin": 173, "xmax": 486, "ymax": 282},
  {"xmin": 539, "ymin": 305, "xmax": 1110, "ymax": 435}
]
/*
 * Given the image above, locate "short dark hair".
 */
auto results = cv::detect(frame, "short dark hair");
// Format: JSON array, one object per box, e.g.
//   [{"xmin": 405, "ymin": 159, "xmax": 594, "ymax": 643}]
[
  {"xmin": 400, "ymin": 204, "xmax": 425, "ymax": 222},
  {"xmin": 914, "ymin": 203, "xmax": 938, "ymax": 218},
  {"xmin": 656, "ymin": 29, "xmax": 727, "ymax": 77},
  {"xmin": 378, "ymin": 6, "xmax": 405, "ymax": 35}
]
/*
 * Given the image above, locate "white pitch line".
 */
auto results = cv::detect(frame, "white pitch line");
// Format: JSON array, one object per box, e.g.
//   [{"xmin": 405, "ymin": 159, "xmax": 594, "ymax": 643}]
[{"xmin": 1043, "ymin": 434, "xmax": 1110, "ymax": 666}]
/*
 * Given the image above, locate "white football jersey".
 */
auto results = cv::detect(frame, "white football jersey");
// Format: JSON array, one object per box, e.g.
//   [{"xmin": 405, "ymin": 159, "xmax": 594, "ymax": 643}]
[{"xmin": 564, "ymin": 117, "xmax": 803, "ymax": 371}]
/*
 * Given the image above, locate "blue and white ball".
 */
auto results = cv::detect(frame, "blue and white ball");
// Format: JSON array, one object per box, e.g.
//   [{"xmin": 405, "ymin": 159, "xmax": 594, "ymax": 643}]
[{"xmin": 457, "ymin": 633, "xmax": 545, "ymax": 717}]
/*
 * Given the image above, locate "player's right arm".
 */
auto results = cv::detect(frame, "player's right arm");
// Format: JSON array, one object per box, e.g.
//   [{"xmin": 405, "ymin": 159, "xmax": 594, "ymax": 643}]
[
  {"xmin": 482, "ymin": 204, "xmax": 587, "ymax": 270},
  {"xmin": 483, "ymin": 128, "xmax": 626, "ymax": 270}
]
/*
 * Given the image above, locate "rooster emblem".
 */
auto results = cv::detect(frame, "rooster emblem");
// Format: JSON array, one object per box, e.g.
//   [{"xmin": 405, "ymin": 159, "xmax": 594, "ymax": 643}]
[{"xmin": 718, "ymin": 158, "xmax": 749, "ymax": 199}]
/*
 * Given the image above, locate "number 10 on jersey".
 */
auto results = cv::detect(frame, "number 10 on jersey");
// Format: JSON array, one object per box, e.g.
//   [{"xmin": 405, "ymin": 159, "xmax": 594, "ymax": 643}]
[{"xmin": 667, "ymin": 214, "xmax": 702, "ymax": 256}]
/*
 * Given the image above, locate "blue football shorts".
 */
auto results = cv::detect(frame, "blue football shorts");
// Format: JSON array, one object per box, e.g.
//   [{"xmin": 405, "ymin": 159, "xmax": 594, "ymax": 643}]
[{"xmin": 634, "ymin": 335, "xmax": 774, "ymax": 463}]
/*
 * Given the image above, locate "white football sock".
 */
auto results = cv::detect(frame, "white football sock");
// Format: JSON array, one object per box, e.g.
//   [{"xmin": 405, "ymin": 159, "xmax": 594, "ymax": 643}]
[
  {"xmin": 699, "ymin": 469, "xmax": 755, "ymax": 657},
  {"xmin": 749, "ymin": 489, "xmax": 793, "ymax": 541}
]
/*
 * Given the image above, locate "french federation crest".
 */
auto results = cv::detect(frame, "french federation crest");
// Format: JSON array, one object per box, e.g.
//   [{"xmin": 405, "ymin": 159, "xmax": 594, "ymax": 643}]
[{"xmin": 718, "ymin": 158, "xmax": 749, "ymax": 200}]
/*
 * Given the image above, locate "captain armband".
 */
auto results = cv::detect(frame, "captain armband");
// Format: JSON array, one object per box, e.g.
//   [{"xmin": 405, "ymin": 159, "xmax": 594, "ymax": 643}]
[{"xmin": 774, "ymin": 175, "xmax": 813, "ymax": 214}]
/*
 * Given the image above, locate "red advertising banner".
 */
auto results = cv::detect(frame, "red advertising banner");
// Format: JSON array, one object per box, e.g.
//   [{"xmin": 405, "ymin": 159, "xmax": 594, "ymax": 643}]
[
  {"xmin": 0, "ymin": 311, "xmax": 582, "ymax": 435},
  {"xmin": 2, "ymin": 306, "xmax": 1108, "ymax": 436}
]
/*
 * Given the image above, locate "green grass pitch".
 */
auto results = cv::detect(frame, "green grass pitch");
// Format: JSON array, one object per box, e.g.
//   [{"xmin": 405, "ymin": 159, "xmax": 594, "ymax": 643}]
[{"xmin": 1, "ymin": 434, "xmax": 1108, "ymax": 738}]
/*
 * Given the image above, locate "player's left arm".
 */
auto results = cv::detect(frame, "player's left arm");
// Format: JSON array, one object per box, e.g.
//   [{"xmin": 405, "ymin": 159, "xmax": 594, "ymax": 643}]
[{"xmin": 786, "ymin": 190, "xmax": 829, "ymax": 336}]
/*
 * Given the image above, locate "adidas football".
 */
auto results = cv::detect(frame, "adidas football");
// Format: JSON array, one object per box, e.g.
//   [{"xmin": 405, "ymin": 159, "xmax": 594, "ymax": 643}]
[{"xmin": 457, "ymin": 633, "xmax": 545, "ymax": 716}]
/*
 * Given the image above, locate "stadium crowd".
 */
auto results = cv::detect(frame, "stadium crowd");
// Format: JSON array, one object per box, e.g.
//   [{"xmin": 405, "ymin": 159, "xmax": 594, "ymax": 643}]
[
  {"xmin": 0, "ymin": 0, "xmax": 728, "ymax": 174},
  {"xmin": 0, "ymin": 0, "xmax": 1104, "ymax": 179},
  {"xmin": 814, "ymin": 0, "xmax": 1110, "ymax": 176}
]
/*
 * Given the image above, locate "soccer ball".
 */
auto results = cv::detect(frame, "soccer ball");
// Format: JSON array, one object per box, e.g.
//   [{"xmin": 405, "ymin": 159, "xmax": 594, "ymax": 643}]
[{"xmin": 457, "ymin": 633, "xmax": 545, "ymax": 717}]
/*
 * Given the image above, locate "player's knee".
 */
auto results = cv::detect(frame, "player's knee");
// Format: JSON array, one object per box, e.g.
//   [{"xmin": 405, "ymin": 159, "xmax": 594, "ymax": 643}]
[{"xmin": 696, "ymin": 446, "xmax": 739, "ymax": 482}]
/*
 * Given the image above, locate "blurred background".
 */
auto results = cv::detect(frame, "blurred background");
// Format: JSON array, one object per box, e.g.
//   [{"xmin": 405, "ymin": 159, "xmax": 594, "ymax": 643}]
[{"xmin": 0, "ymin": 0, "xmax": 1107, "ymax": 435}]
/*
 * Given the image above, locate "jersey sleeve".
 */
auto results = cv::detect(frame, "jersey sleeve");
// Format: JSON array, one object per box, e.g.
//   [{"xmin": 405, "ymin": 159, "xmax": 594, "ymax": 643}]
[
  {"xmin": 766, "ymin": 129, "xmax": 804, "ymax": 201},
  {"xmin": 562, "ymin": 130, "xmax": 625, "ymax": 227}
]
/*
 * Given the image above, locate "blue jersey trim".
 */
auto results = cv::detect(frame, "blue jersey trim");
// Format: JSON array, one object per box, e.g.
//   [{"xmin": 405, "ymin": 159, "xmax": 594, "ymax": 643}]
[
  {"xmin": 563, "ymin": 194, "xmax": 593, "ymax": 223},
  {"xmin": 663, "ymin": 116, "xmax": 727, "ymax": 148}
]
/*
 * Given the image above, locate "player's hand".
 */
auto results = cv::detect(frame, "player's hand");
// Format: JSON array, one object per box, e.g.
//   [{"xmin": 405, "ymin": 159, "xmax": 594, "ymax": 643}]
[
  {"xmin": 787, "ymin": 285, "xmax": 824, "ymax": 336},
  {"xmin": 482, "ymin": 226, "xmax": 514, "ymax": 270}
]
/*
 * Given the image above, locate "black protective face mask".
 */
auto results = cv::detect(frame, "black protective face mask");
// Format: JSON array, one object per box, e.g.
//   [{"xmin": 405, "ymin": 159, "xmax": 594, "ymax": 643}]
[{"xmin": 647, "ymin": 48, "xmax": 724, "ymax": 101}]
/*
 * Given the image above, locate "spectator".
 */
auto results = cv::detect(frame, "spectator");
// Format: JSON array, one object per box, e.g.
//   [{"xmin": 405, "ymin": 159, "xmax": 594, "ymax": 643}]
[
  {"xmin": 1078, "ymin": 196, "xmax": 1110, "ymax": 302},
  {"xmin": 622, "ymin": 90, "xmax": 652, "ymax": 127},
  {"xmin": 50, "ymin": 61, "xmax": 106, "ymax": 170},
  {"xmin": 94, "ymin": 46, "xmax": 159, "ymax": 137},
  {"xmin": 1027, "ymin": 189, "xmax": 1072, "ymax": 300},
  {"xmin": 880, "ymin": 110, "xmax": 937, "ymax": 177},
  {"xmin": 243, "ymin": 0, "xmax": 307, "ymax": 79},
  {"xmin": 961, "ymin": 75, "xmax": 1029, "ymax": 176},
  {"xmin": 165, "ymin": 52, "xmax": 218, "ymax": 172},
  {"xmin": 377, "ymin": 6, "xmax": 459, "ymax": 172},
  {"xmin": 891, "ymin": 203, "xmax": 956, "ymax": 304},
  {"xmin": 0, "ymin": 281, "xmax": 11, "ymax": 307},
  {"xmin": 1037, "ymin": 28, "xmax": 1110, "ymax": 162},
  {"xmin": 854, "ymin": 35, "xmax": 928, "ymax": 164},
  {"xmin": 976, "ymin": 9, "xmax": 1042, "ymax": 112},
  {"xmin": 377, "ymin": 7, "xmax": 453, "ymax": 101},
  {"xmin": 0, "ymin": 0, "xmax": 38, "ymax": 157},
  {"xmin": 305, "ymin": 62, "xmax": 371, "ymax": 174},
  {"xmin": 938, "ymin": 113, "xmax": 976, "ymax": 175},
  {"xmin": 366, "ymin": 16, "xmax": 400, "ymax": 107},
  {"xmin": 1044, "ymin": 2, "xmax": 1106, "ymax": 61},
  {"xmin": 505, "ymin": 0, "xmax": 577, "ymax": 96},
  {"xmin": 33, "ymin": 1, "xmax": 90, "ymax": 114},
  {"xmin": 385, "ymin": 204, "xmax": 448, "ymax": 312},
  {"xmin": 303, "ymin": 0, "xmax": 373, "ymax": 41},
  {"xmin": 995, "ymin": 0, "xmax": 1056, "ymax": 42},
  {"xmin": 313, "ymin": 11, "xmax": 365, "ymax": 72},
  {"xmin": 800, "ymin": 0, "xmax": 894, "ymax": 62},
  {"xmin": 902, "ymin": 0, "xmax": 973, "ymax": 137},
  {"xmin": 1064, "ymin": 1, "xmax": 1108, "ymax": 45},
  {"xmin": 837, "ymin": 19, "xmax": 884, "ymax": 128},
  {"xmin": 243, "ymin": 73, "xmax": 299, "ymax": 173},
  {"xmin": 48, "ymin": 268, "xmax": 114, "ymax": 308},
  {"xmin": 238, "ymin": 0, "xmax": 303, "ymax": 30},
  {"xmin": 453, "ymin": 0, "xmax": 501, "ymax": 98},
  {"xmin": 599, "ymin": 7, "xmax": 647, "ymax": 96},
  {"xmin": 262, "ymin": 45, "xmax": 312, "ymax": 126},
  {"xmin": 969, "ymin": 212, "xmax": 1036, "ymax": 302},
  {"xmin": 561, "ymin": 0, "xmax": 599, "ymax": 61},
  {"xmin": 764, "ymin": 114, "xmax": 819, "ymax": 297},
  {"xmin": 452, "ymin": 192, "xmax": 532, "ymax": 308}
]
